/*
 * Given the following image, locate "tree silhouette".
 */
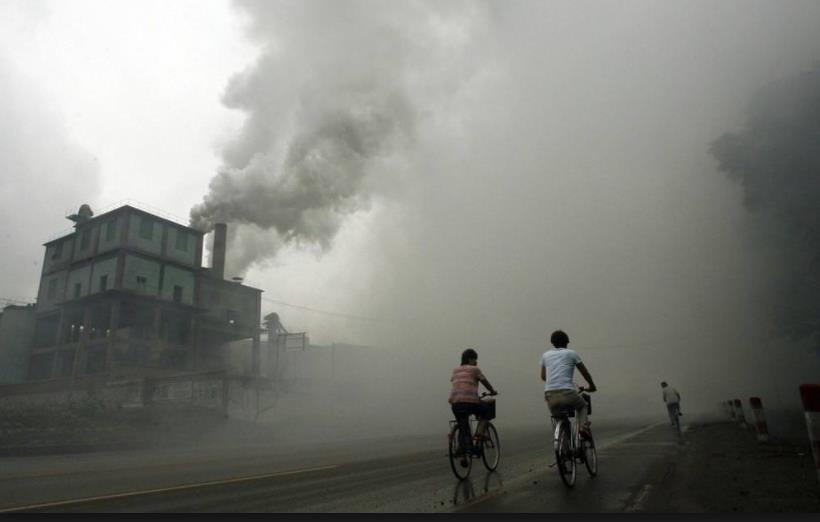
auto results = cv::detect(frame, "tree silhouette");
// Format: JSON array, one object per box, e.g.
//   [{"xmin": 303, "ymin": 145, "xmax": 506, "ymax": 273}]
[{"xmin": 710, "ymin": 65, "xmax": 820, "ymax": 348}]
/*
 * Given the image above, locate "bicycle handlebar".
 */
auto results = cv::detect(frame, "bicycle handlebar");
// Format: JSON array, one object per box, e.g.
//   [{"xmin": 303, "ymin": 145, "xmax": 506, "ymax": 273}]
[{"xmin": 480, "ymin": 391, "xmax": 498, "ymax": 398}]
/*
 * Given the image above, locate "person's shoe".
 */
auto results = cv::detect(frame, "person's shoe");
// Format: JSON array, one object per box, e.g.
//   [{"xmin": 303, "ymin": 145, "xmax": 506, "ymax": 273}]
[
  {"xmin": 579, "ymin": 428, "xmax": 591, "ymax": 440},
  {"xmin": 460, "ymin": 457, "xmax": 469, "ymax": 468}
]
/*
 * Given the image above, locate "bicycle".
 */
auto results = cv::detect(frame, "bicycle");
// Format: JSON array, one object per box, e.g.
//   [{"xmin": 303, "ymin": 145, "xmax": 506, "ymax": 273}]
[
  {"xmin": 550, "ymin": 387, "xmax": 597, "ymax": 488},
  {"xmin": 668, "ymin": 402, "xmax": 682, "ymax": 435},
  {"xmin": 447, "ymin": 392, "xmax": 501, "ymax": 480}
]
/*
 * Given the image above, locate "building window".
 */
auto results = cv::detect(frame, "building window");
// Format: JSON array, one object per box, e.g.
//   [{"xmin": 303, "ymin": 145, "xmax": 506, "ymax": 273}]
[
  {"xmin": 106, "ymin": 220, "xmax": 117, "ymax": 241},
  {"xmin": 136, "ymin": 276, "xmax": 147, "ymax": 291},
  {"xmin": 73, "ymin": 283, "xmax": 82, "ymax": 299},
  {"xmin": 99, "ymin": 275, "xmax": 108, "ymax": 292},
  {"xmin": 173, "ymin": 285, "xmax": 183, "ymax": 303},
  {"xmin": 52, "ymin": 241, "xmax": 63, "ymax": 260},
  {"xmin": 47, "ymin": 278, "xmax": 59, "ymax": 300},
  {"xmin": 139, "ymin": 217, "xmax": 153, "ymax": 240},
  {"xmin": 175, "ymin": 231, "xmax": 188, "ymax": 251},
  {"xmin": 80, "ymin": 229, "xmax": 91, "ymax": 250}
]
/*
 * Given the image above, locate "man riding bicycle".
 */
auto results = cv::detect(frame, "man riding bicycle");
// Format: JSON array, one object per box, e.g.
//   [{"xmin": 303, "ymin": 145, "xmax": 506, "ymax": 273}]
[
  {"xmin": 540, "ymin": 330, "xmax": 597, "ymax": 438},
  {"xmin": 449, "ymin": 348, "xmax": 498, "ymax": 466}
]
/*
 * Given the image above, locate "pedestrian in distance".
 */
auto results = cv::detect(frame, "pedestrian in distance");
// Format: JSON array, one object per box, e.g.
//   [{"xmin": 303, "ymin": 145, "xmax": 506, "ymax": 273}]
[{"xmin": 661, "ymin": 381, "xmax": 682, "ymax": 425}]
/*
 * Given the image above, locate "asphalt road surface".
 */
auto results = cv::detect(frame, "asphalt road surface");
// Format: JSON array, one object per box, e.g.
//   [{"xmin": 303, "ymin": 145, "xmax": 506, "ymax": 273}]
[{"xmin": 0, "ymin": 419, "xmax": 686, "ymax": 513}]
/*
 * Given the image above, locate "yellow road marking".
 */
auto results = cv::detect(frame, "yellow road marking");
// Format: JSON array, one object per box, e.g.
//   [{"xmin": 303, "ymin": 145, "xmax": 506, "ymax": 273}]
[{"xmin": 0, "ymin": 464, "xmax": 338, "ymax": 513}]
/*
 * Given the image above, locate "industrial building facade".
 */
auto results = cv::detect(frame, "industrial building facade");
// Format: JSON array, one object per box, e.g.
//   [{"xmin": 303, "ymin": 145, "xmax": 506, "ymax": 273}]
[{"xmin": 27, "ymin": 204, "xmax": 262, "ymax": 381}]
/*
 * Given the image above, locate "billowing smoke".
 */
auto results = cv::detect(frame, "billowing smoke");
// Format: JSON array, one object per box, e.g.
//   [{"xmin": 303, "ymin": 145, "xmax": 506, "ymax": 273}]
[
  {"xmin": 190, "ymin": 0, "xmax": 491, "ymax": 275},
  {"xmin": 710, "ymin": 65, "xmax": 820, "ymax": 351}
]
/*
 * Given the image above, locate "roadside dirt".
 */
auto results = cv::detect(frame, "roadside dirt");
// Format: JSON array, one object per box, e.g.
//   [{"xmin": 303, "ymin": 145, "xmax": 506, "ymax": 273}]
[{"xmin": 641, "ymin": 421, "xmax": 820, "ymax": 512}]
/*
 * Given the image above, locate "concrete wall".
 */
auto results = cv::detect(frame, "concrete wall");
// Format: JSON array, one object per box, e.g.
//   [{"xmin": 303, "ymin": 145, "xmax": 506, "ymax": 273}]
[
  {"xmin": 123, "ymin": 255, "xmax": 161, "ymax": 296},
  {"xmin": 97, "ymin": 215, "xmax": 124, "ymax": 255},
  {"xmin": 160, "ymin": 266, "xmax": 195, "ymax": 305},
  {"xmin": 165, "ymin": 227, "xmax": 197, "ymax": 266},
  {"xmin": 72, "ymin": 223, "xmax": 100, "ymax": 263},
  {"xmin": 36, "ymin": 270, "xmax": 68, "ymax": 313},
  {"xmin": 42, "ymin": 236, "xmax": 75, "ymax": 275},
  {"xmin": 127, "ymin": 213, "xmax": 163, "ymax": 255},
  {"xmin": 0, "ymin": 306, "xmax": 35, "ymax": 384},
  {"xmin": 90, "ymin": 256, "xmax": 118, "ymax": 294},
  {"xmin": 66, "ymin": 265, "xmax": 92, "ymax": 300}
]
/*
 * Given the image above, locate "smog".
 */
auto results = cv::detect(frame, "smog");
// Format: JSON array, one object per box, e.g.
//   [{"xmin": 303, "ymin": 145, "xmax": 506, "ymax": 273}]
[{"xmin": 2, "ymin": 0, "xmax": 820, "ymax": 461}]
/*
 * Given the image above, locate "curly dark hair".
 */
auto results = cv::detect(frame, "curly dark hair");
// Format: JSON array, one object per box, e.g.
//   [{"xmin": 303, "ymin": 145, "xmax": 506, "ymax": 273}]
[
  {"xmin": 550, "ymin": 330, "xmax": 569, "ymax": 348},
  {"xmin": 461, "ymin": 348, "xmax": 478, "ymax": 365}
]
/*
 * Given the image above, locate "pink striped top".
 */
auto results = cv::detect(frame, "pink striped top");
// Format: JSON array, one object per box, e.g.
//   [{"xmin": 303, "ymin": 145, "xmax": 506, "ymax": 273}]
[{"xmin": 448, "ymin": 365, "xmax": 485, "ymax": 404}]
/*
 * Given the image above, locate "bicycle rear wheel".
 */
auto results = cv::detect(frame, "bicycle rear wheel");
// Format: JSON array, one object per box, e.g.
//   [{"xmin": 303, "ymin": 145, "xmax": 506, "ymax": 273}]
[
  {"xmin": 581, "ymin": 432, "xmax": 598, "ymax": 477},
  {"xmin": 481, "ymin": 423, "xmax": 500, "ymax": 471},
  {"xmin": 554, "ymin": 421, "xmax": 576, "ymax": 488},
  {"xmin": 448, "ymin": 424, "xmax": 472, "ymax": 480}
]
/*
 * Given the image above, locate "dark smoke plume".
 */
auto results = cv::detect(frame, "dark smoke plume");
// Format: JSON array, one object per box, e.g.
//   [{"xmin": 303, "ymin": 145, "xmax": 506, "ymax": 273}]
[
  {"xmin": 189, "ymin": 1, "xmax": 485, "ymax": 275},
  {"xmin": 710, "ymin": 65, "xmax": 820, "ymax": 349}
]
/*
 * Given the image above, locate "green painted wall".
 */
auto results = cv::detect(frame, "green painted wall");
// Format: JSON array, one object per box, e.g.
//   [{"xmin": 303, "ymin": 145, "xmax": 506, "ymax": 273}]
[
  {"xmin": 127, "ymin": 213, "xmax": 163, "ymax": 255},
  {"xmin": 90, "ymin": 257, "xmax": 118, "ymax": 293},
  {"xmin": 123, "ymin": 255, "xmax": 161, "ymax": 296},
  {"xmin": 72, "ymin": 224, "xmax": 99, "ymax": 262},
  {"xmin": 161, "ymin": 266, "xmax": 195, "ymax": 305},
  {"xmin": 43, "ymin": 236, "xmax": 74, "ymax": 275},
  {"xmin": 36, "ymin": 270, "xmax": 68, "ymax": 312},
  {"xmin": 66, "ymin": 265, "xmax": 92, "ymax": 300},
  {"xmin": 165, "ymin": 228, "xmax": 197, "ymax": 265},
  {"xmin": 97, "ymin": 216, "xmax": 123, "ymax": 254}
]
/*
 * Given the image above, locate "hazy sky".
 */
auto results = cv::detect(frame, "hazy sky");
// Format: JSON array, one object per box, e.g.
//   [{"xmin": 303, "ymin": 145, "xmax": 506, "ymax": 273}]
[{"xmin": 2, "ymin": 0, "xmax": 820, "ymax": 418}]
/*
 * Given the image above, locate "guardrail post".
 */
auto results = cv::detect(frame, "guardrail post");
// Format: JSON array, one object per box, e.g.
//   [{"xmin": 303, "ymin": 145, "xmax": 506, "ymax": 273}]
[
  {"xmin": 798, "ymin": 384, "xmax": 820, "ymax": 484},
  {"xmin": 749, "ymin": 397, "xmax": 769, "ymax": 442},
  {"xmin": 733, "ymin": 398, "xmax": 747, "ymax": 429}
]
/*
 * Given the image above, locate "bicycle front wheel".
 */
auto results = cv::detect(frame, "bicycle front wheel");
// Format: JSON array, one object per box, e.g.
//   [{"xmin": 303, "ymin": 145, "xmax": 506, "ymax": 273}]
[
  {"xmin": 481, "ymin": 423, "xmax": 501, "ymax": 471},
  {"xmin": 582, "ymin": 432, "xmax": 598, "ymax": 477},
  {"xmin": 554, "ymin": 421, "xmax": 576, "ymax": 488},
  {"xmin": 448, "ymin": 424, "xmax": 472, "ymax": 481}
]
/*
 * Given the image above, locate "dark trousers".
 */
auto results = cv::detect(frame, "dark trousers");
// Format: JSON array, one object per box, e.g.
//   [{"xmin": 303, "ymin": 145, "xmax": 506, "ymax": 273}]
[{"xmin": 452, "ymin": 402, "xmax": 491, "ymax": 448}]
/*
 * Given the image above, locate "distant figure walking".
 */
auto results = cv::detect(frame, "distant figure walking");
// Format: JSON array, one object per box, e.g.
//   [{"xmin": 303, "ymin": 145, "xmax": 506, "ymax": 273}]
[{"xmin": 661, "ymin": 381, "xmax": 682, "ymax": 425}]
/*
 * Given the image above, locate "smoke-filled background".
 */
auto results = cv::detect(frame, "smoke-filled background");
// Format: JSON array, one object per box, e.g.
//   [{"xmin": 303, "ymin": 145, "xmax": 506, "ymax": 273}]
[
  {"xmin": 3, "ymin": 0, "xmax": 820, "ymax": 440},
  {"xmin": 187, "ymin": 0, "xmax": 820, "ymax": 435}
]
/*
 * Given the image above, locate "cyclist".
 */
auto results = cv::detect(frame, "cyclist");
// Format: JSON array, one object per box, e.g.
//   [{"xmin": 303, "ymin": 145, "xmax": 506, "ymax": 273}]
[
  {"xmin": 661, "ymin": 381, "xmax": 682, "ymax": 425},
  {"xmin": 540, "ymin": 330, "xmax": 597, "ymax": 438},
  {"xmin": 449, "ymin": 348, "xmax": 498, "ymax": 465}
]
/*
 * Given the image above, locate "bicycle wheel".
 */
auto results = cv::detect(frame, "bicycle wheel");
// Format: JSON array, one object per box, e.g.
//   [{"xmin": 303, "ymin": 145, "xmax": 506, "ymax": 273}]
[
  {"xmin": 481, "ymin": 423, "xmax": 501, "ymax": 471},
  {"xmin": 581, "ymin": 432, "xmax": 598, "ymax": 477},
  {"xmin": 448, "ymin": 424, "xmax": 472, "ymax": 480},
  {"xmin": 554, "ymin": 421, "xmax": 576, "ymax": 487}
]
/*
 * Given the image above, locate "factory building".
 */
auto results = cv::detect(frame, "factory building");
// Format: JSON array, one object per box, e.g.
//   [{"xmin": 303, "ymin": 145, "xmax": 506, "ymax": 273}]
[{"xmin": 26, "ymin": 204, "xmax": 262, "ymax": 381}]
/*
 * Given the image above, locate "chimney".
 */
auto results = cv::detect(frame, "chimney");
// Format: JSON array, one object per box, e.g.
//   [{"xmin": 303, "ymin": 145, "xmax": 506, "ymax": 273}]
[{"xmin": 212, "ymin": 223, "xmax": 227, "ymax": 280}]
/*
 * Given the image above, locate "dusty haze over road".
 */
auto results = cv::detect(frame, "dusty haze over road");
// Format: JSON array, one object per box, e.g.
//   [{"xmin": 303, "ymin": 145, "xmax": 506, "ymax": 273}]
[{"xmin": 2, "ymin": 1, "xmax": 820, "ymax": 433}]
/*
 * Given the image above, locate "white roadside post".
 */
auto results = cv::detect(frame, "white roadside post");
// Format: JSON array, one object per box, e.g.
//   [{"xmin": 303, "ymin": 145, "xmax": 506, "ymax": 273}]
[
  {"xmin": 799, "ymin": 384, "xmax": 820, "ymax": 484},
  {"xmin": 733, "ymin": 398, "xmax": 748, "ymax": 429},
  {"xmin": 749, "ymin": 397, "xmax": 769, "ymax": 443},
  {"xmin": 727, "ymin": 399, "xmax": 737, "ymax": 421}
]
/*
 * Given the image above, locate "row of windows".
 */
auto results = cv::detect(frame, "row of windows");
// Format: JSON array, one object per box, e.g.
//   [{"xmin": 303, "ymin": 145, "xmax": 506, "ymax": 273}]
[
  {"xmin": 50, "ymin": 217, "xmax": 192, "ymax": 261},
  {"xmin": 47, "ymin": 275, "xmax": 186, "ymax": 303}
]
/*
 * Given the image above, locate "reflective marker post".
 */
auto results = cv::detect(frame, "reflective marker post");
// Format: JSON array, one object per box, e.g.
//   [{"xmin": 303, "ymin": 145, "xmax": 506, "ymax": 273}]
[
  {"xmin": 799, "ymin": 384, "xmax": 820, "ymax": 484},
  {"xmin": 733, "ymin": 398, "xmax": 747, "ymax": 429},
  {"xmin": 749, "ymin": 397, "xmax": 769, "ymax": 443}
]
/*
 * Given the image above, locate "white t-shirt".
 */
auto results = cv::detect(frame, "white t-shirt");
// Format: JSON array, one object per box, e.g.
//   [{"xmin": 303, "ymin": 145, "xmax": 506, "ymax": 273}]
[
  {"xmin": 540, "ymin": 348, "xmax": 582, "ymax": 392},
  {"xmin": 662, "ymin": 387, "xmax": 680, "ymax": 404}
]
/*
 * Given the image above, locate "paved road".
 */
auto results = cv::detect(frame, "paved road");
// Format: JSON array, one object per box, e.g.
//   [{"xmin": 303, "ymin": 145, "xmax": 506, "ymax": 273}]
[{"xmin": 0, "ymin": 419, "xmax": 686, "ymax": 513}]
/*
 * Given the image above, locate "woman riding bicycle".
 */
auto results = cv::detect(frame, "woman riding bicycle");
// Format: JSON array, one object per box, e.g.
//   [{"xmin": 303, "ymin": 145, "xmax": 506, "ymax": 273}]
[
  {"xmin": 540, "ymin": 330, "xmax": 597, "ymax": 438},
  {"xmin": 448, "ymin": 348, "xmax": 498, "ymax": 464}
]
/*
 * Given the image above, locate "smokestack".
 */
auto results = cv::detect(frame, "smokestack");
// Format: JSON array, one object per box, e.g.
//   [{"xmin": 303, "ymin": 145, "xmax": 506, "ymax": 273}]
[{"xmin": 212, "ymin": 223, "xmax": 227, "ymax": 280}]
